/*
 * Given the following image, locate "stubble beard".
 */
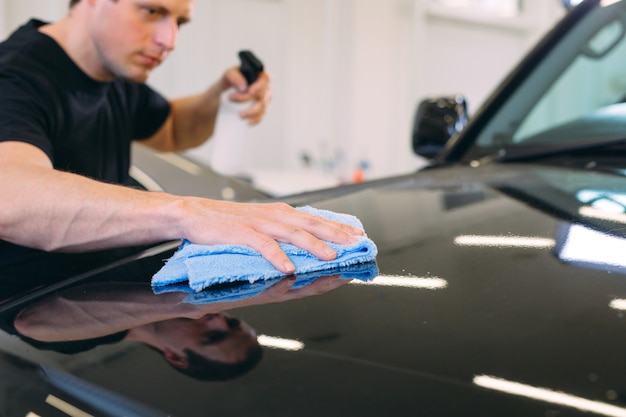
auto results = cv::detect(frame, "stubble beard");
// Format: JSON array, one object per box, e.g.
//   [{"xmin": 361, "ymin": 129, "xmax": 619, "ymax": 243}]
[{"xmin": 94, "ymin": 42, "xmax": 153, "ymax": 83}]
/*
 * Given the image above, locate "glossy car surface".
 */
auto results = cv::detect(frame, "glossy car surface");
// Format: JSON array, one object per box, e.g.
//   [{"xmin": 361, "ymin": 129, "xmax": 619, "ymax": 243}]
[
  {"xmin": 130, "ymin": 142, "xmax": 270, "ymax": 201},
  {"xmin": 3, "ymin": 0, "xmax": 626, "ymax": 416}
]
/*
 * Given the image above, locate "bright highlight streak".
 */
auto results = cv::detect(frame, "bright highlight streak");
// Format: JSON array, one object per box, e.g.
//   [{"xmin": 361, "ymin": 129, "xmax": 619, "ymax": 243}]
[
  {"xmin": 46, "ymin": 395, "xmax": 94, "ymax": 417},
  {"xmin": 351, "ymin": 276, "xmax": 448, "ymax": 290},
  {"xmin": 579, "ymin": 207, "xmax": 626, "ymax": 223},
  {"xmin": 474, "ymin": 375, "xmax": 626, "ymax": 417},
  {"xmin": 258, "ymin": 335, "xmax": 304, "ymax": 351},
  {"xmin": 610, "ymin": 299, "xmax": 626, "ymax": 311},
  {"xmin": 601, "ymin": 0, "xmax": 621, "ymax": 7},
  {"xmin": 454, "ymin": 235, "xmax": 555, "ymax": 249}
]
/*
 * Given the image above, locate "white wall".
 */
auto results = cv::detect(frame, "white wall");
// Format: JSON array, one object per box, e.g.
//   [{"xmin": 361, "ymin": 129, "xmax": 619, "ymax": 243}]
[
  {"xmin": 0, "ymin": 1, "xmax": 66, "ymax": 31},
  {"xmin": 0, "ymin": 0, "xmax": 566, "ymax": 192}
]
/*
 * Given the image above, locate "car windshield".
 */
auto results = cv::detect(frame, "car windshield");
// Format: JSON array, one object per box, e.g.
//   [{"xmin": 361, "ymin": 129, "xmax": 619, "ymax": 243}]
[{"xmin": 462, "ymin": 0, "xmax": 626, "ymax": 161}]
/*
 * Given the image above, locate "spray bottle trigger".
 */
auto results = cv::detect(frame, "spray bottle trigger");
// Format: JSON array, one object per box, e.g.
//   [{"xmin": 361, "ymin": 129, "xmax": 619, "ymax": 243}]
[{"xmin": 238, "ymin": 50, "xmax": 264, "ymax": 85}]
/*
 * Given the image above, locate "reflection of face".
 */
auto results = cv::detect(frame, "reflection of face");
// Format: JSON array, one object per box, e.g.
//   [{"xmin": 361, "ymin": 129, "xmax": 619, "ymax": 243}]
[
  {"xmin": 156, "ymin": 313, "xmax": 257, "ymax": 364},
  {"xmin": 87, "ymin": 0, "xmax": 195, "ymax": 82}
]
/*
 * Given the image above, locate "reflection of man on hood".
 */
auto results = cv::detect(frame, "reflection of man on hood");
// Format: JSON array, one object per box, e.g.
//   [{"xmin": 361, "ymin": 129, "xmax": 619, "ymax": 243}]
[
  {"xmin": 12, "ymin": 283, "xmax": 264, "ymax": 381},
  {"xmin": 140, "ymin": 312, "xmax": 263, "ymax": 381},
  {"xmin": 11, "ymin": 272, "xmax": 356, "ymax": 381}
]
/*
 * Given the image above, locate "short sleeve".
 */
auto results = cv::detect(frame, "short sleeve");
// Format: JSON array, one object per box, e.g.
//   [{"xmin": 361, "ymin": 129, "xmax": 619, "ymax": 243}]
[
  {"xmin": 129, "ymin": 83, "xmax": 171, "ymax": 140},
  {"xmin": 0, "ymin": 70, "xmax": 54, "ymax": 159}
]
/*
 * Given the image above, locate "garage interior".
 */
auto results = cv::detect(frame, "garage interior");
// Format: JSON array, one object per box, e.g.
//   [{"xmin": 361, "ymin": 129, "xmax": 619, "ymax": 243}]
[{"xmin": 0, "ymin": 0, "xmax": 569, "ymax": 194}]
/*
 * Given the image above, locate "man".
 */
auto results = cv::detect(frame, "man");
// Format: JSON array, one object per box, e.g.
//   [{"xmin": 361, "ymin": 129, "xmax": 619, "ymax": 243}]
[{"xmin": 0, "ymin": 0, "xmax": 363, "ymax": 274}]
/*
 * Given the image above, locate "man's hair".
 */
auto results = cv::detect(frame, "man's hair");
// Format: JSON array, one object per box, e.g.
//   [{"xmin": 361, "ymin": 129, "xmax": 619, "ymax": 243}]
[
  {"xmin": 175, "ymin": 346, "xmax": 264, "ymax": 381},
  {"xmin": 69, "ymin": 0, "xmax": 80, "ymax": 7},
  {"xmin": 144, "ymin": 342, "xmax": 264, "ymax": 381}
]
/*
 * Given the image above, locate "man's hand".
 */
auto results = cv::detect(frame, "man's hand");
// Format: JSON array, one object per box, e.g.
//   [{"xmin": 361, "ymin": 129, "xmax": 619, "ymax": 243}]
[
  {"xmin": 175, "ymin": 200, "xmax": 364, "ymax": 274},
  {"xmin": 222, "ymin": 66, "xmax": 272, "ymax": 125},
  {"xmin": 143, "ymin": 66, "xmax": 272, "ymax": 152}
]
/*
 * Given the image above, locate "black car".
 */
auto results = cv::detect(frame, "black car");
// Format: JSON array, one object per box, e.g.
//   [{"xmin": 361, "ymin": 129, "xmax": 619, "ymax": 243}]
[{"xmin": 3, "ymin": 0, "xmax": 626, "ymax": 416}]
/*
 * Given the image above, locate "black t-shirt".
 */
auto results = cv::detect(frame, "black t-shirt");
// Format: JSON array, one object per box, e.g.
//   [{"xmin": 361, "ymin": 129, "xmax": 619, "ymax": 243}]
[
  {"xmin": 0, "ymin": 19, "xmax": 171, "ymax": 272},
  {"xmin": 0, "ymin": 19, "xmax": 170, "ymax": 184}
]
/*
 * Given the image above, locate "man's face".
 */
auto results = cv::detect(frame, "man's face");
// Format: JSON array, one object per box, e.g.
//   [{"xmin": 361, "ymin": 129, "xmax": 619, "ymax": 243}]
[
  {"xmin": 158, "ymin": 313, "xmax": 259, "ymax": 364},
  {"xmin": 88, "ymin": 0, "xmax": 195, "ymax": 82}
]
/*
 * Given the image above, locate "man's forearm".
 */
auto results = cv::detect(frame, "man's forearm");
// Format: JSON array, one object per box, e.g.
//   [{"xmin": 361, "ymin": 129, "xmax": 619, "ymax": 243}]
[
  {"xmin": 13, "ymin": 284, "xmax": 199, "ymax": 342},
  {"xmin": 143, "ymin": 78, "xmax": 226, "ymax": 153},
  {"xmin": 170, "ymin": 83, "xmax": 223, "ymax": 150},
  {"xmin": 0, "ymin": 161, "xmax": 184, "ymax": 252}
]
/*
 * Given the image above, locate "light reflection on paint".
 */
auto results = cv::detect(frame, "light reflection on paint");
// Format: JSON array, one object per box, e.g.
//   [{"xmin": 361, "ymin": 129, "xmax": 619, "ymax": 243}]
[
  {"xmin": 558, "ymin": 224, "xmax": 626, "ymax": 269},
  {"xmin": 454, "ymin": 235, "xmax": 555, "ymax": 249},
  {"xmin": 474, "ymin": 375, "xmax": 626, "ymax": 417},
  {"xmin": 579, "ymin": 206, "xmax": 626, "ymax": 223},
  {"xmin": 601, "ymin": 0, "xmax": 622, "ymax": 7},
  {"xmin": 350, "ymin": 276, "xmax": 448, "ymax": 290},
  {"xmin": 609, "ymin": 299, "xmax": 626, "ymax": 311},
  {"xmin": 46, "ymin": 395, "xmax": 94, "ymax": 417},
  {"xmin": 258, "ymin": 335, "xmax": 304, "ymax": 351}
]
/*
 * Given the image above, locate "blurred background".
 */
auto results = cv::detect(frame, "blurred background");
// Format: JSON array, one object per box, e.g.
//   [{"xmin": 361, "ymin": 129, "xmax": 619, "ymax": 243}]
[{"xmin": 0, "ymin": 0, "xmax": 568, "ymax": 194}]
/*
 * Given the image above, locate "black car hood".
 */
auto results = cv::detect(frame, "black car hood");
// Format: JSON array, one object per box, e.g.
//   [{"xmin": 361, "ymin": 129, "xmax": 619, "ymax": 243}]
[{"xmin": 2, "ymin": 163, "xmax": 626, "ymax": 417}]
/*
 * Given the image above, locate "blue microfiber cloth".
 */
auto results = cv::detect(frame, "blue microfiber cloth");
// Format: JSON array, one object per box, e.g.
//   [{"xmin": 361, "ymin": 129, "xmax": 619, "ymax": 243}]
[{"xmin": 151, "ymin": 206, "xmax": 378, "ymax": 293}]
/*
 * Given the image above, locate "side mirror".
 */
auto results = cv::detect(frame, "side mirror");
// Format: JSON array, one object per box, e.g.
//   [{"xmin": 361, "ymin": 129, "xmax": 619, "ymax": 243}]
[{"xmin": 412, "ymin": 95, "xmax": 468, "ymax": 159}]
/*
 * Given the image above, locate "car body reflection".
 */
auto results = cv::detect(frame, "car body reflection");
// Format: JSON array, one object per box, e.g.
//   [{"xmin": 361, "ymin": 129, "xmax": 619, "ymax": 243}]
[{"xmin": 8, "ymin": 262, "xmax": 378, "ymax": 382}]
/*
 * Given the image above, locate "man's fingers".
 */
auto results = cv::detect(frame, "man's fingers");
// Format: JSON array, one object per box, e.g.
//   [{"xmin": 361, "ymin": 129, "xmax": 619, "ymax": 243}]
[
  {"xmin": 247, "ymin": 71, "xmax": 271, "ymax": 95},
  {"xmin": 249, "ymin": 213, "xmax": 363, "ymax": 268},
  {"xmin": 184, "ymin": 201, "xmax": 365, "ymax": 274},
  {"xmin": 290, "ymin": 211, "xmax": 364, "ymax": 244},
  {"xmin": 265, "ymin": 276, "xmax": 296, "ymax": 296},
  {"xmin": 254, "ymin": 202, "xmax": 364, "ymax": 246},
  {"xmin": 240, "ymin": 101, "xmax": 265, "ymax": 124},
  {"xmin": 245, "ymin": 231, "xmax": 296, "ymax": 274},
  {"xmin": 239, "ymin": 222, "xmax": 343, "ymax": 273}
]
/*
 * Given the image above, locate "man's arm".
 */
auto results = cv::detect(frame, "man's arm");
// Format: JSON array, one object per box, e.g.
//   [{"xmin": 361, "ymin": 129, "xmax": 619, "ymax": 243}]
[
  {"xmin": 0, "ymin": 142, "xmax": 362, "ymax": 273},
  {"xmin": 14, "ymin": 274, "xmax": 347, "ymax": 342},
  {"xmin": 142, "ymin": 67, "xmax": 271, "ymax": 152}
]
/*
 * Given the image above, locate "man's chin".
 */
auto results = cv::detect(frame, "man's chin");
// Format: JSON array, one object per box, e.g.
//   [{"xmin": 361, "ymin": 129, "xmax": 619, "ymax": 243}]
[{"xmin": 123, "ymin": 72, "xmax": 150, "ymax": 84}]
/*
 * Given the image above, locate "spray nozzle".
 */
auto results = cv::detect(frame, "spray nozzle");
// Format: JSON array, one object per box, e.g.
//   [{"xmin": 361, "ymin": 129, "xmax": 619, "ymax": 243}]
[{"xmin": 238, "ymin": 50, "xmax": 264, "ymax": 85}]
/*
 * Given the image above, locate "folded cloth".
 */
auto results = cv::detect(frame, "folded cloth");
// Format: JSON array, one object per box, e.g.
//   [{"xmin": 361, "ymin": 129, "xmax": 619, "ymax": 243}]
[{"xmin": 151, "ymin": 206, "xmax": 378, "ymax": 293}]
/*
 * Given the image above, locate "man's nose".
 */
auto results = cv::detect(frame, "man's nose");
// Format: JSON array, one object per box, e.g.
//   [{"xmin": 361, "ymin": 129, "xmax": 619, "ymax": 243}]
[
  {"xmin": 201, "ymin": 314, "xmax": 230, "ymax": 331},
  {"xmin": 153, "ymin": 19, "xmax": 178, "ymax": 51}
]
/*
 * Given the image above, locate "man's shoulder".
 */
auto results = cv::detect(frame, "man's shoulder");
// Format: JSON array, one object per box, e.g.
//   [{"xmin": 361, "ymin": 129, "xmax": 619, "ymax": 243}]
[
  {"xmin": 0, "ymin": 20, "xmax": 79, "ymax": 96},
  {"xmin": 0, "ymin": 19, "xmax": 60, "ymax": 71},
  {"xmin": 0, "ymin": 19, "xmax": 48, "ymax": 53}
]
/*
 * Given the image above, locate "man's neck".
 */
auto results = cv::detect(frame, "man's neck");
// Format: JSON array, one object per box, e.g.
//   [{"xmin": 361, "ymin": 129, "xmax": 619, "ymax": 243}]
[{"xmin": 38, "ymin": 15, "xmax": 114, "ymax": 82}]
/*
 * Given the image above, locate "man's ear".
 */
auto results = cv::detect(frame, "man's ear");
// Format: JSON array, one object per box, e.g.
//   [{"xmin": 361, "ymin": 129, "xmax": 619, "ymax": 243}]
[{"xmin": 164, "ymin": 348, "xmax": 189, "ymax": 369}]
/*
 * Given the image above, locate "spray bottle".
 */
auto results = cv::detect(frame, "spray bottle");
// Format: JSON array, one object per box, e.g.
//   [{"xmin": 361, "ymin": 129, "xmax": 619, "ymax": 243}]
[{"xmin": 209, "ymin": 50, "xmax": 265, "ymax": 176}]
